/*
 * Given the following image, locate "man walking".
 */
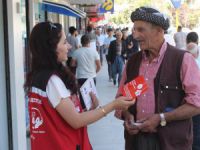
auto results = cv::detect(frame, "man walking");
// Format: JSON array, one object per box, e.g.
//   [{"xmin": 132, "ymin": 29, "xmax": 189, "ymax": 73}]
[
  {"xmin": 174, "ymin": 25, "xmax": 187, "ymax": 50},
  {"xmin": 71, "ymin": 35, "xmax": 101, "ymax": 109},
  {"xmin": 108, "ymin": 30, "xmax": 126, "ymax": 87}
]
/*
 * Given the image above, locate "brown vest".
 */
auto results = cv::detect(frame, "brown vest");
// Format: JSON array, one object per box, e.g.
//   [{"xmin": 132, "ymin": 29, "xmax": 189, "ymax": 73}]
[{"xmin": 125, "ymin": 44, "xmax": 192, "ymax": 150}]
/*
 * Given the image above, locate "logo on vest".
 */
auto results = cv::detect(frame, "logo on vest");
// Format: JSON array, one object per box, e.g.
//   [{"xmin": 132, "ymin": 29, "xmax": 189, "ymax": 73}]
[{"xmin": 31, "ymin": 108, "xmax": 43, "ymax": 129}]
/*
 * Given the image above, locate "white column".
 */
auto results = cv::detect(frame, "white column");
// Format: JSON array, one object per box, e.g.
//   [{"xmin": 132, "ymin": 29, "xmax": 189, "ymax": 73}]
[{"xmin": 7, "ymin": 0, "xmax": 27, "ymax": 150}]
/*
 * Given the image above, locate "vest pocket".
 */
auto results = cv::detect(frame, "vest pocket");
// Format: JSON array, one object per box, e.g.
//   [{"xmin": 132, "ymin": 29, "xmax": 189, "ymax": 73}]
[
  {"xmin": 160, "ymin": 84, "xmax": 181, "ymax": 91},
  {"xmin": 159, "ymin": 83, "xmax": 185, "ymax": 111}
]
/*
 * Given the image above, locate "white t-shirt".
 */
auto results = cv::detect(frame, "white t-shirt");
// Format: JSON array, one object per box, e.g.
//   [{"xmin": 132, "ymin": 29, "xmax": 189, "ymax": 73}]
[
  {"xmin": 174, "ymin": 32, "xmax": 187, "ymax": 50},
  {"xmin": 96, "ymin": 34, "xmax": 106, "ymax": 46},
  {"xmin": 72, "ymin": 47, "xmax": 100, "ymax": 79},
  {"xmin": 89, "ymin": 41, "xmax": 97, "ymax": 51},
  {"xmin": 46, "ymin": 75, "xmax": 71, "ymax": 108}
]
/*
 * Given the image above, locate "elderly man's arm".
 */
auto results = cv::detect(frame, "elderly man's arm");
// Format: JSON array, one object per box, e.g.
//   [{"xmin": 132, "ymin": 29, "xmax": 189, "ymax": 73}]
[
  {"xmin": 165, "ymin": 103, "xmax": 200, "ymax": 122},
  {"xmin": 138, "ymin": 103, "xmax": 200, "ymax": 133},
  {"xmin": 139, "ymin": 53, "xmax": 200, "ymax": 133},
  {"xmin": 165, "ymin": 53, "xmax": 200, "ymax": 121}
]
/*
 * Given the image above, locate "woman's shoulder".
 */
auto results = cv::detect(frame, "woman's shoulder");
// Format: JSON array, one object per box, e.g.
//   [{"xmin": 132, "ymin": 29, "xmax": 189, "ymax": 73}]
[
  {"xmin": 47, "ymin": 74, "xmax": 71, "ymax": 96},
  {"xmin": 48, "ymin": 74, "xmax": 64, "ymax": 85}
]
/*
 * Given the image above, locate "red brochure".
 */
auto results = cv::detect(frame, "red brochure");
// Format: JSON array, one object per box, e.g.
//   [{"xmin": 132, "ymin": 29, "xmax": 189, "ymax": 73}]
[{"xmin": 122, "ymin": 76, "xmax": 148, "ymax": 99}]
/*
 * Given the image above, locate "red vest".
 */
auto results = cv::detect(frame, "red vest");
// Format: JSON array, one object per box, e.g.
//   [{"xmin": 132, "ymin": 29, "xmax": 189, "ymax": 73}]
[{"xmin": 29, "ymin": 71, "xmax": 92, "ymax": 150}]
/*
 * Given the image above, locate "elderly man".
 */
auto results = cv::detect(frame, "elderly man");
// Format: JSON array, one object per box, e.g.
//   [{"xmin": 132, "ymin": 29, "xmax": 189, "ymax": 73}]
[{"xmin": 115, "ymin": 7, "xmax": 200, "ymax": 150}]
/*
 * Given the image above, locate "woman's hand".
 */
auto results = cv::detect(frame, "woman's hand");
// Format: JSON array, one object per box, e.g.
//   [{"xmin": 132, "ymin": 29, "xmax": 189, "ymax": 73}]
[
  {"xmin": 89, "ymin": 92, "xmax": 99, "ymax": 110},
  {"xmin": 113, "ymin": 96, "xmax": 135, "ymax": 110}
]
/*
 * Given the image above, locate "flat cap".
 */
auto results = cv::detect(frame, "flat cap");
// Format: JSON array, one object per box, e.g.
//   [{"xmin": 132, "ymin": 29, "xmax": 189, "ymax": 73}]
[{"xmin": 131, "ymin": 7, "xmax": 170, "ymax": 30}]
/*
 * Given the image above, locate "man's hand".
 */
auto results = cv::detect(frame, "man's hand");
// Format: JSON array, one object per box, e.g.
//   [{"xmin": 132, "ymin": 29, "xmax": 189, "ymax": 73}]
[
  {"xmin": 124, "ymin": 121, "xmax": 140, "ymax": 135},
  {"xmin": 123, "ymin": 111, "xmax": 139, "ymax": 135},
  {"xmin": 138, "ymin": 114, "xmax": 160, "ymax": 133}
]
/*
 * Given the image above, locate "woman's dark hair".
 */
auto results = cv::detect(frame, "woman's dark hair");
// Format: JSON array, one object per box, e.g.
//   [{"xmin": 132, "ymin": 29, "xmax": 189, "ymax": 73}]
[
  {"xmin": 186, "ymin": 32, "xmax": 199, "ymax": 44},
  {"xmin": 24, "ymin": 22, "xmax": 78, "ymax": 94},
  {"xmin": 81, "ymin": 34, "xmax": 90, "ymax": 46}
]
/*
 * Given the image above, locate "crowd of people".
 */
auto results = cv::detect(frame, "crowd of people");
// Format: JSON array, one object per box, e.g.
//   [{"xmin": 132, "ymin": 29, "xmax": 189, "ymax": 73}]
[
  {"xmin": 25, "ymin": 5, "xmax": 200, "ymax": 150},
  {"xmin": 66, "ymin": 24, "xmax": 139, "ymax": 88}
]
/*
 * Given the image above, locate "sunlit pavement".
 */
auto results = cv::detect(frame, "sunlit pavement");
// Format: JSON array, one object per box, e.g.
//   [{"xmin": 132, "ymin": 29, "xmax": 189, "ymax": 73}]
[{"xmin": 88, "ymin": 57, "xmax": 125, "ymax": 150}]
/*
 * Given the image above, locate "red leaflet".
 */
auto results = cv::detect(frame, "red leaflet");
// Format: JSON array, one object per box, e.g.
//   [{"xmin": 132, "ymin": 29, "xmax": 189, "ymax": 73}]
[{"xmin": 122, "ymin": 76, "xmax": 148, "ymax": 99}]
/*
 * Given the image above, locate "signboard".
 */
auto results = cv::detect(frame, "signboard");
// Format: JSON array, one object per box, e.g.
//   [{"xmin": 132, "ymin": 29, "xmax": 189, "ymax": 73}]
[
  {"xmin": 170, "ymin": 0, "xmax": 182, "ymax": 9},
  {"xmin": 99, "ymin": 0, "xmax": 114, "ymax": 13}
]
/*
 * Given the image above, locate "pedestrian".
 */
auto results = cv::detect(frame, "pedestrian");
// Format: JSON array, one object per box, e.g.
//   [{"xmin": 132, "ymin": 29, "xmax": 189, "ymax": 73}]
[
  {"xmin": 186, "ymin": 32, "xmax": 200, "ymax": 150},
  {"xmin": 108, "ymin": 30, "xmax": 126, "ymax": 87},
  {"xmin": 103, "ymin": 28, "xmax": 116, "ymax": 81},
  {"xmin": 174, "ymin": 25, "xmax": 187, "ymax": 50},
  {"xmin": 186, "ymin": 31, "xmax": 199, "ymax": 45},
  {"xmin": 95, "ymin": 28, "xmax": 105, "ymax": 65},
  {"xmin": 71, "ymin": 34, "xmax": 101, "ymax": 109},
  {"xmin": 24, "ymin": 22, "xmax": 135, "ymax": 150},
  {"xmin": 115, "ymin": 7, "xmax": 200, "ymax": 150},
  {"xmin": 66, "ymin": 26, "xmax": 79, "ymax": 74},
  {"xmin": 186, "ymin": 42, "xmax": 200, "ymax": 67}
]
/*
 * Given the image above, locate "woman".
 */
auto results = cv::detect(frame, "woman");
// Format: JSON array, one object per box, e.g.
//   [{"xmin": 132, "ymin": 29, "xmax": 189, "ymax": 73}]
[{"xmin": 24, "ymin": 22, "xmax": 135, "ymax": 150}]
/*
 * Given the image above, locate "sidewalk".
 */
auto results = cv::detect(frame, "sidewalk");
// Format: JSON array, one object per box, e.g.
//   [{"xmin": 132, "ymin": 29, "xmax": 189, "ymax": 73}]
[{"xmin": 88, "ymin": 60, "xmax": 125, "ymax": 150}]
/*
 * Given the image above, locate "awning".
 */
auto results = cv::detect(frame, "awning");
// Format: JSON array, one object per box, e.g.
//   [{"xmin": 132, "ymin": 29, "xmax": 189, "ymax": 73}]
[
  {"xmin": 41, "ymin": 1, "xmax": 86, "ymax": 18},
  {"xmin": 89, "ymin": 15, "xmax": 105, "ymax": 22},
  {"xmin": 69, "ymin": 0, "xmax": 105, "ymax": 5}
]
